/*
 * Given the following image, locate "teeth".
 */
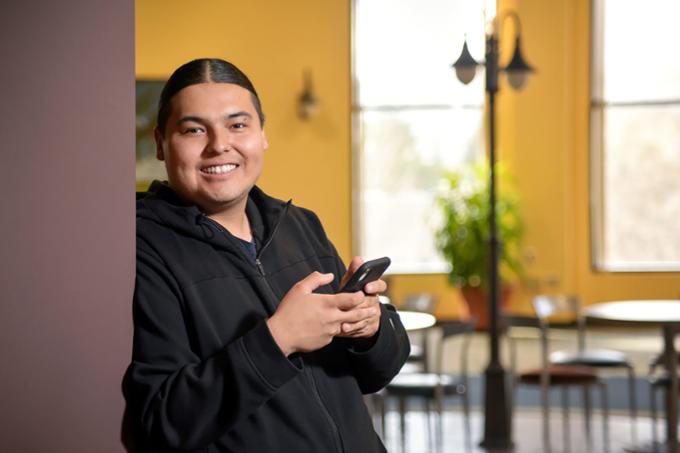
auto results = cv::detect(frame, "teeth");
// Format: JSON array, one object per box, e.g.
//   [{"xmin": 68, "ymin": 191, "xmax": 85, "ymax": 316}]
[{"xmin": 203, "ymin": 164, "xmax": 237, "ymax": 174}]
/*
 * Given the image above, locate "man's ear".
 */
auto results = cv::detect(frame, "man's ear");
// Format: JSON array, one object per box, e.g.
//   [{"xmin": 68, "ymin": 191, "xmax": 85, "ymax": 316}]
[
  {"xmin": 261, "ymin": 129, "xmax": 269, "ymax": 151},
  {"xmin": 154, "ymin": 127, "xmax": 165, "ymax": 161}
]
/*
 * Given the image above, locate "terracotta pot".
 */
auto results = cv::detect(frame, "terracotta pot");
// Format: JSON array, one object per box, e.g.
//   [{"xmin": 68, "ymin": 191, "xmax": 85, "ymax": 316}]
[{"xmin": 461, "ymin": 285, "xmax": 513, "ymax": 331}]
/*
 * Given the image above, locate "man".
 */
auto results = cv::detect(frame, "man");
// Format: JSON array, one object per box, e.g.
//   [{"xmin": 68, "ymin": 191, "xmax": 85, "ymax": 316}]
[{"xmin": 123, "ymin": 58, "xmax": 410, "ymax": 452}]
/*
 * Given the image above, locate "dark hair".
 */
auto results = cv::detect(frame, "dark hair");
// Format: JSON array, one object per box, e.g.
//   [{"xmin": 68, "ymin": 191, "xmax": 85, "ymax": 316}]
[{"xmin": 156, "ymin": 58, "xmax": 265, "ymax": 135}]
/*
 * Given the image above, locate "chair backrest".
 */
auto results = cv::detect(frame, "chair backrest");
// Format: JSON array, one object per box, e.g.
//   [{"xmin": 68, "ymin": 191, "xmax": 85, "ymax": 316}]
[
  {"xmin": 399, "ymin": 293, "xmax": 437, "ymax": 371},
  {"xmin": 503, "ymin": 295, "xmax": 581, "ymax": 380},
  {"xmin": 433, "ymin": 318, "xmax": 477, "ymax": 376},
  {"xmin": 532, "ymin": 294, "xmax": 585, "ymax": 351},
  {"xmin": 503, "ymin": 313, "xmax": 541, "ymax": 377},
  {"xmin": 402, "ymin": 293, "xmax": 437, "ymax": 313},
  {"xmin": 533, "ymin": 294, "xmax": 578, "ymax": 319}
]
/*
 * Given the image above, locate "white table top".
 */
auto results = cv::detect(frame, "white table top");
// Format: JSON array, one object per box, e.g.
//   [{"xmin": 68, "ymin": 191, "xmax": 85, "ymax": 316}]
[
  {"xmin": 396, "ymin": 310, "xmax": 437, "ymax": 331},
  {"xmin": 585, "ymin": 299, "xmax": 680, "ymax": 324}
]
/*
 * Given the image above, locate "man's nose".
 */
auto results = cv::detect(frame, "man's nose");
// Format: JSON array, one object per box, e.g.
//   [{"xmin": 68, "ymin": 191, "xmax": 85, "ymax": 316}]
[{"xmin": 207, "ymin": 129, "xmax": 232, "ymax": 153}]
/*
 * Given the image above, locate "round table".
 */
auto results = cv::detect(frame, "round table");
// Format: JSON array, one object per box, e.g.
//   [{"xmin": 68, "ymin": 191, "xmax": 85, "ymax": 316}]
[
  {"xmin": 585, "ymin": 300, "xmax": 680, "ymax": 453},
  {"xmin": 396, "ymin": 310, "xmax": 436, "ymax": 331},
  {"xmin": 585, "ymin": 300, "xmax": 680, "ymax": 324}
]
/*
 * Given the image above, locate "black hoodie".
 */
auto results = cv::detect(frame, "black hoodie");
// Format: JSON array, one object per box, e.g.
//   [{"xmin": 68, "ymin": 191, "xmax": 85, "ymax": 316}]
[{"xmin": 123, "ymin": 182, "xmax": 410, "ymax": 452}]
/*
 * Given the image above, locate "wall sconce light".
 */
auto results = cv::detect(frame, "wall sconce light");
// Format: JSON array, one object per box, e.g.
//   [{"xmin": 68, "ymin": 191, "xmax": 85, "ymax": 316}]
[{"xmin": 297, "ymin": 70, "xmax": 319, "ymax": 120}]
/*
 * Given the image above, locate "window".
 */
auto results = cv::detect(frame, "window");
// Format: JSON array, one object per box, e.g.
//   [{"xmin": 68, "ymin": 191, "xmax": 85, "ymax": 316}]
[
  {"xmin": 591, "ymin": 0, "xmax": 680, "ymax": 271},
  {"xmin": 352, "ymin": 0, "xmax": 485, "ymax": 273}
]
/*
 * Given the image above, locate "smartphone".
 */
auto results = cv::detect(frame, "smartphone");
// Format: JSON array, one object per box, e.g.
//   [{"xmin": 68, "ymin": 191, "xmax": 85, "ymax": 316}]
[{"xmin": 338, "ymin": 257, "xmax": 391, "ymax": 293}]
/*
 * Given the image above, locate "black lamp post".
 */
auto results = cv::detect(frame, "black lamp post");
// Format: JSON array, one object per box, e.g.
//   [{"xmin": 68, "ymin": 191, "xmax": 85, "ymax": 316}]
[{"xmin": 451, "ymin": 10, "xmax": 534, "ymax": 449}]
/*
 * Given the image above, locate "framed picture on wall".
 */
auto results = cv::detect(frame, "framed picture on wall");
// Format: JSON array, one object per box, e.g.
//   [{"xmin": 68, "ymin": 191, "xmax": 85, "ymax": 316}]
[{"xmin": 136, "ymin": 80, "xmax": 166, "ymax": 191}]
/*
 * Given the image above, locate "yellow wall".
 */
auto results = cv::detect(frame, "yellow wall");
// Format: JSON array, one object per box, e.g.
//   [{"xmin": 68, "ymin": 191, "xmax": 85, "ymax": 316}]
[
  {"xmin": 381, "ymin": 0, "xmax": 678, "ymax": 316},
  {"xmin": 136, "ymin": 0, "xmax": 353, "ymax": 259},
  {"xmin": 500, "ymin": 0, "xmax": 679, "ymax": 308},
  {"xmin": 137, "ymin": 0, "xmax": 679, "ymax": 317}
]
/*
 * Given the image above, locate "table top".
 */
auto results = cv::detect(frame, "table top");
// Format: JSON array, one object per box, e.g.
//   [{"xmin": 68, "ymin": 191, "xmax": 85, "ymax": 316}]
[
  {"xmin": 396, "ymin": 310, "xmax": 437, "ymax": 331},
  {"xmin": 585, "ymin": 299, "xmax": 680, "ymax": 324}
]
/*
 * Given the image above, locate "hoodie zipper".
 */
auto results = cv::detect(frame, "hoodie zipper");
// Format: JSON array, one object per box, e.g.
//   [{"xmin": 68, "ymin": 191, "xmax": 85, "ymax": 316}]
[
  {"xmin": 254, "ymin": 258, "xmax": 266, "ymax": 276},
  {"xmin": 198, "ymin": 201, "xmax": 290, "ymax": 278},
  {"xmin": 251, "ymin": 203, "xmax": 344, "ymax": 452},
  {"xmin": 201, "ymin": 203, "xmax": 344, "ymax": 452},
  {"xmin": 200, "ymin": 212, "xmax": 280, "ymax": 314},
  {"xmin": 253, "ymin": 200, "xmax": 291, "ymax": 275},
  {"xmin": 305, "ymin": 367, "xmax": 344, "ymax": 453}
]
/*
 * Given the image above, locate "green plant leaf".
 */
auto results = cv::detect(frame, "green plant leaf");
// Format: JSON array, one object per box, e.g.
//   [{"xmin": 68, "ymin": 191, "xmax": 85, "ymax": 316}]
[{"xmin": 435, "ymin": 160, "xmax": 524, "ymax": 290}]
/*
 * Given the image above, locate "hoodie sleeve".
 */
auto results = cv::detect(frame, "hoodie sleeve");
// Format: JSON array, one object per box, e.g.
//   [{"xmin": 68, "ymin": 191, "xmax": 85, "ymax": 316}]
[
  {"xmin": 324, "ymin": 242, "xmax": 411, "ymax": 394},
  {"xmin": 344, "ymin": 303, "xmax": 411, "ymax": 394},
  {"xmin": 124, "ymin": 241, "xmax": 301, "ymax": 451}
]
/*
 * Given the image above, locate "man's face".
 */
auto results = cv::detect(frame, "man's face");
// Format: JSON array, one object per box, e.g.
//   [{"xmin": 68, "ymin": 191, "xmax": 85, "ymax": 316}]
[{"xmin": 155, "ymin": 82, "xmax": 268, "ymax": 215}]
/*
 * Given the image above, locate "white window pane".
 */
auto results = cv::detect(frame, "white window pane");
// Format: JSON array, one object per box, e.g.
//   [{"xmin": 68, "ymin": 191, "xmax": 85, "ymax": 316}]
[
  {"xmin": 601, "ymin": 105, "xmax": 680, "ymax": 269},
  {"xmin": 357, "ymin": 109, "xmax": 483, "ymax": 272},
  {"xmin": 601, "ymin": 0, "xmax": 680, "ymax": 102},
  {"xmin": 354, "ymin": 0, "xmax": 486, "ymax": 107}
]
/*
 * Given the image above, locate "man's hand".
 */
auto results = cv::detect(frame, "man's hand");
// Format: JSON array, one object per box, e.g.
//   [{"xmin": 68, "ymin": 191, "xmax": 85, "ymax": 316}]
[
  {"xmin": 337, "ymin": 256, "xmax": 386, "ymax": 339},
  {"xmin": 267, "ymin": 271, "xmax": 372, "ymax": 356}
]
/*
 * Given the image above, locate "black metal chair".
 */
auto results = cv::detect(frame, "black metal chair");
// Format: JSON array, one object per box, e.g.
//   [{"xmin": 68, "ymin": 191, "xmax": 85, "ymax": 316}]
[
  {"xmin": 400, "ymin": 293, "xmax": 438, "ymax": 373},
  {"xmin": 506, "ymin": 297, "xmax": 610, "ymax": 453},
  {"xmin": 539, "ymin": 295, "xmax": 637, "ymax": 443},
  {"xmin": 380, "ymin": 317, "xmax": 476, "ymax": 453}
]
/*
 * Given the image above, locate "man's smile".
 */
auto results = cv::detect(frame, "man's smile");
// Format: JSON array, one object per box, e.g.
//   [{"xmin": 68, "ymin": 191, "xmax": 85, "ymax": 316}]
[{"xmin": 201, "ymin": 163, "xmax": 238, "ymax": 175}]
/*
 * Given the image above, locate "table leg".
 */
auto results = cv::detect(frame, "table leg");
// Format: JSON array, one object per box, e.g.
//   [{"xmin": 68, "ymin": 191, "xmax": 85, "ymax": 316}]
[{"xmin": 664, "ymin": 325, "xmax": 678, "ymax": 453}]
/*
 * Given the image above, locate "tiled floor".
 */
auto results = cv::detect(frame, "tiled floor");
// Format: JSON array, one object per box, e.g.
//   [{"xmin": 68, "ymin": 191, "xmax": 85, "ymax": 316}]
[{"xmin": 379, "ymin": 324, "xmax": 674, "ymax": 452}]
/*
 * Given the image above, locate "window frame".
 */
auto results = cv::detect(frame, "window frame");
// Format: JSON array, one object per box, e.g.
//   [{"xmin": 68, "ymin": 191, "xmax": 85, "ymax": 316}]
[
  {"xmin": 350, "ymin": 0, "xmax": 485, "ymax": 274},
  {"xmin": 589, "ymin": 0, "xmax": 680, "ymax": 272}
]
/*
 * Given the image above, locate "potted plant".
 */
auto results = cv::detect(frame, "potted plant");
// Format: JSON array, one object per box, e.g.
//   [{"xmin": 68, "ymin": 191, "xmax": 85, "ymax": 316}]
[{"xmin": 434, "ymin": 160, "xmax": 524, "ymax": 329}]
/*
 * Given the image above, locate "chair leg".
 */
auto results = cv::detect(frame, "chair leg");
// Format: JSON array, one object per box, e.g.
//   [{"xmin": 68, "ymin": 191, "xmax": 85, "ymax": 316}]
[
  {"xmin": 582, "ymin": 386, "xmax": 592, "ymax": 448},
  {"xmin": 509, "ymin": 381, "xmax": 517, "ymax": 447},
  {"xmin": 399, "ymin": 396, "xmax": 406, "ymax": 453},
  {"xmin": 368, "ymin": 393, "xmax": 382, "ymax": 439},
  {"xmin": 650, "ymin": 385, "xmax": 658, "ymax": 446},
  {"xmin": 426, "ymin": 398, "xmax": 436, "ymax": 453},
  {"xmin": 435, "ymin": 395, "xmax": 443, "ymax": 453},
  {"xmin": 462, "ymin": 391, "xmax": 471, "ymax": 452},
  {"xmin": 541, "ymin": 384, "xmax": 551, "ymax": 453},
  {"xmin": 561, "ymin": 386, "xmax": 571, "ymax": 453},
  {"xmin": 379, "ymin": 393, "xmax": 386, "ymax": 442},
  {"xmin": 600, "ymin": 382, "xmax": 610, "ymax": 453},
  {"xmin": 627, "ymin": 366, "xmax": 638, "ymax": 444}
]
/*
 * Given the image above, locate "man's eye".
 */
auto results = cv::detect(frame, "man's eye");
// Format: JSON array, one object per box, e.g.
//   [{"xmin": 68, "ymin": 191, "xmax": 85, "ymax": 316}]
[
  {"xmin": 231, "ymin": 122, "xmax": 246, "ymax": 130},
  {"xmin": 182, "ymin": 127, "xmax": 204, "ymax": 135}
]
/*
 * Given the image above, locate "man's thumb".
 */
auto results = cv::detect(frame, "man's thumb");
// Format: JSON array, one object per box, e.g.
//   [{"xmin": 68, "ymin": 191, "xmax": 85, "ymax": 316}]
[{"xmin": 297, "ymin": 271, "xmax": 334, "ymax": 293}]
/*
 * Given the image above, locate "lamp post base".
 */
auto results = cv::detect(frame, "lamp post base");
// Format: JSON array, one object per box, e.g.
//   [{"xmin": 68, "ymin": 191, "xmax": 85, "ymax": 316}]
[{"xmin": 479, "ymin": 362, "xmax": 514, "ymax": 449}]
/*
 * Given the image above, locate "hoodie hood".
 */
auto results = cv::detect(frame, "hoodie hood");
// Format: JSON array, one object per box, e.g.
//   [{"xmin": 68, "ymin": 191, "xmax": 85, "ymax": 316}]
[{"xmin": 137, "ymin": 180, "xmax": 290, "ymax": 252}]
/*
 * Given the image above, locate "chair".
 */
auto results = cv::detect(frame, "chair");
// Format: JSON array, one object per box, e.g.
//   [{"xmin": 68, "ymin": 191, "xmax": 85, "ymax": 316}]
[
  {"xmin": 381, "ymin": 317, "xmax": 476, "ymax": 453},
  {"xmin": 401, "ymin": 293, "xmax": 438, "ymax": 373},
  {"xmin": 505, "ymin": 297, "xmax": 610, "ymax": 453},
  {"xmin": 367, "ymin": 294, "xmax": 437, "ymax": 440},
  {"xmin": 648, "ymin": 360, "xmax": 678, "ymax": 446},
  {"xmin": 540, "ymin": 295, "xmax": 637, "ymax": 442}
]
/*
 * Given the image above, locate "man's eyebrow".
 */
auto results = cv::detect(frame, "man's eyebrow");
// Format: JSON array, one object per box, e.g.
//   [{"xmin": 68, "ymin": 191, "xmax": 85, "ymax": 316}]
[
  {"xmin": 225, "ymin": 111, "xmax": 252, "ymax": 120},
  {"xmin": 175, "ymin": 112, "xmax": 252, "ymax": 126},
  {"xmin": 176, "ymin": 116, "xmax": 207, "ymax": 126}
]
